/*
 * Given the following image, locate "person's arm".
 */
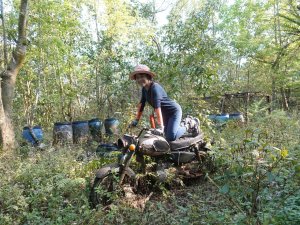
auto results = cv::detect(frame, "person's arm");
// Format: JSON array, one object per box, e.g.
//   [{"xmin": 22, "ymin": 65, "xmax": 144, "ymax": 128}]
[
  {"xmin": 136, "ymin": 103, "xmax": 144, "ymax": 120},
  {"xmin": 131, "ymin": 90, "xmax": 146, "ymax": 127},
  {"xmin": 136, "ymin": 89, "xmax": 146, "ymax": 120},
  {"xmin": 151, "ymin": 85, "xmax": 164, "ymax": 129},
  {"xmin": 154, "ymin": 107, "xmax": 164, "ymax": 129}
]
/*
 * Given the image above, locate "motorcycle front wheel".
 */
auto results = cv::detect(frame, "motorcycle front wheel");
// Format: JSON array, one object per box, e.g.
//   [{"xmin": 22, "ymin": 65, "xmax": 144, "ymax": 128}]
[{"xmin": 90, "ymin": 163, "xmax": 136, "ymax": 207}]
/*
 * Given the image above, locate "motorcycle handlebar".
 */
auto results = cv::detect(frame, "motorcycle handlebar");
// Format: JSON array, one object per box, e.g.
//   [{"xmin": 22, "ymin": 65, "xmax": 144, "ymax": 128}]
[
  {"xmin": 125, "ymin": 124, "xmax": 149, "ymax": 137},
  {"xmin": 137, "ymin": 127, "xmax": 148, "ymax": 138}
]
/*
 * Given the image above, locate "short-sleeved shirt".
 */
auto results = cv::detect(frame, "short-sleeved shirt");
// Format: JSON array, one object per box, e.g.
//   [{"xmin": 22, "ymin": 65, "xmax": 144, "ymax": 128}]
[{"xmin": 139, "ymin": 82, "xmax": 181, "ymax": 116}]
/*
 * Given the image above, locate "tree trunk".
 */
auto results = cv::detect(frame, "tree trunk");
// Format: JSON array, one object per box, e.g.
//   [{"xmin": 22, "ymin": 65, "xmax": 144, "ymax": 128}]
[
  {"xmin": 0, "ymin": 0, "xmax": 8, "ymax": 67},
  {"xmin": 0, "ymin": 95, "xmax": 15, "ymax": 151},
  {"xmin": 280, "ymin": 87, "xmax": 289, "ymax": 111},
  {"xmin": 0, "ymin": 0, "xmax": 29, "ymax": 151},
  {"xmin": 271, "ymin": 74, "xmax": 276, "ymax": 110}
]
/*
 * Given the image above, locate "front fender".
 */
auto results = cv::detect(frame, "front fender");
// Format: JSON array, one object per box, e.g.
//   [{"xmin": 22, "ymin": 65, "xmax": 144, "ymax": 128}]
[{"xmin": 95, "ymin": 163, "xmax": 135, "ymax": 179}]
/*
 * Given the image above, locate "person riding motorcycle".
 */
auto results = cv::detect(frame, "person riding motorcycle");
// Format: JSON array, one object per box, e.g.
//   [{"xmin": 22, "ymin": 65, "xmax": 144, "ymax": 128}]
[{"xmin": 130, "ymin": 64, "xmax": 200, "ymax": 141}]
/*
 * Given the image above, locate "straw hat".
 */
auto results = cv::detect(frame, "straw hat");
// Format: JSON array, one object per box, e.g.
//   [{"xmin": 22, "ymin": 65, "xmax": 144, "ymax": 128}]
[{"xmin": 129, "ymin": 64, "xmax": 156, "ymax": 80}]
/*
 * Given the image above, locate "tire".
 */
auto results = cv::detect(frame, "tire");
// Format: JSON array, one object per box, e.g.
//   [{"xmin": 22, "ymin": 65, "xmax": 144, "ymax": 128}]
[{"xmin": 90, "ymin": 164, "xmax": 135, "ymax": 207}]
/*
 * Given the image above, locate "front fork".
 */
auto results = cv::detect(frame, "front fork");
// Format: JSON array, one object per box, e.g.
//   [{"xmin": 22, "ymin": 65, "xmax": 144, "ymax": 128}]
[
  {"xmin": 118, "ymin": 128, "xmax": 145, "ymax": 184},
  {"xmin": 118, "ymin": 146, "xmax": 135, "ymax": 185}
]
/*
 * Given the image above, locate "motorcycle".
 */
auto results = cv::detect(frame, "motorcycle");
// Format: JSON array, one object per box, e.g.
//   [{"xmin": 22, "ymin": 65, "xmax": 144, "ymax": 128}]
[{"xmin": 90, "ymin": 126, "xmax": 213, "ymax": 207}]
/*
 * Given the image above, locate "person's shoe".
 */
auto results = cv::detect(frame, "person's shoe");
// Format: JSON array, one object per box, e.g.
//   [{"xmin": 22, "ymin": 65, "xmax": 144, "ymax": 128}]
[
  {"xmin": 192, "ymin": 117, "xmax": 200, "ymax": 135},
  {"xmin": 181, "ymin": 116, "xmax": 200, "ymax": 135}
]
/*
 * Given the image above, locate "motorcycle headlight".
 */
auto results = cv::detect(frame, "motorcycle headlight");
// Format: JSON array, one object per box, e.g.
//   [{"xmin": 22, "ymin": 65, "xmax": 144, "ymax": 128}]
[
  {"xmin": 129, "ymin": 144, "xmax": 136, "ymax": 151},
  {"xmin": 117, "ymin": 134, "xmax": 135, "ymax": 148}
]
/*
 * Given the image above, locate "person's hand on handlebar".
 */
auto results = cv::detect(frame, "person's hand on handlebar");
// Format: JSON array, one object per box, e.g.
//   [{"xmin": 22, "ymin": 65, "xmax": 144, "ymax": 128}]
[
  {"xmin": 151, "ymin": 124, "xmax": 164, "ymax": 136},
  {"xmin": 130, "ymin": 119, "xmax": 139, "ymax": 127}
]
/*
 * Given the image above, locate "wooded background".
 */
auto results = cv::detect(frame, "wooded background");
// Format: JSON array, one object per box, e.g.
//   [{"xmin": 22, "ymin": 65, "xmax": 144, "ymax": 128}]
[
  {"xmin": 0, "ymin": 0, "xmax": 299, "ymax": 150},
  {"xmin": 0, "ymin": 1, "xmax": 299, "ymax": 224}
]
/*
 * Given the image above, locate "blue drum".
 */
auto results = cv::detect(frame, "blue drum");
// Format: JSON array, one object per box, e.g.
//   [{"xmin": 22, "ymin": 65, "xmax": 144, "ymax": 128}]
[
  {"xmin": 104, "ymin": 118, "xmax": 119, "ymax": 135},
  {"xmin": 89, "ymin": 118, "xmax": 102, "ymax": 141},
  {"xmin": 53, "ymin": 122, "xmax": 73, "ymax": 145},
  {"xmin": 72, "ymin": 121, "xmax": 90, "ymax": 144},
  {"xmin": 22, "ymin": 126, "xmax": 43, "ymax": 146},
  {"xmin": 229, "ymin": 113, "xmax": 245, "ymax": 122},
  {"xmin": 208, "ymin": 114, "xmax": 229, "ymax": 123}
]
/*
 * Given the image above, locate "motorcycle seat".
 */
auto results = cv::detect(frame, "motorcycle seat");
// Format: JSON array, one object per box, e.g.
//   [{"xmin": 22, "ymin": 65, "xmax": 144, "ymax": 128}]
[{"xmin": 169, "ymin": 133, "xmax": 204, "ymax": 151}]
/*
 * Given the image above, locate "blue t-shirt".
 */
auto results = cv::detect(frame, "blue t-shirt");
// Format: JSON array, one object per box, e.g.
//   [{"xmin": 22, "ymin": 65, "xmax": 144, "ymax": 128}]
[{"xmin": 139, "ymin": 82, "xmax": 181, "ymax": 116}]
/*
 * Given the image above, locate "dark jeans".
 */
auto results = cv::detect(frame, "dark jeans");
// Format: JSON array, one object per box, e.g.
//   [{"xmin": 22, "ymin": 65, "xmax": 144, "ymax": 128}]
[{"xmin": 163, "ymin": 107, "xmax": 186, "ymax": 141}]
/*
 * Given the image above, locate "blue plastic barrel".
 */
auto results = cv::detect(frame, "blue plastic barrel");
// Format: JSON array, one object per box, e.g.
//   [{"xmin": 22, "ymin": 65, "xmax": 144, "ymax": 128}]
[
  {"xmin": 22, "ymin": 126, "xmax": 43, "ymax": 146},
  {"xmin": 208, "ymin": 114, "xmax": 229, "ymax": 123},
  {"xmin": 104, "ymin": 118, "xmax": 119, "ymax": 135},
  {"xmin": 72, "ymin": 121, "xmax": 90, "ymax": 144},
  {"xmin": 53, "ymin": 122, "xmax": 73, "ymax": 145},
  {"xmin": 229, "ymin": 113, "xmax": 245, "ymax": 122},
  {"xmin": 96, "ymin": 143, "xmax": 119, "ymax": 157},
  {"xmin": 208, "ymin": 114, "xmax": 217, "ymax": 121},
  {"xmin": 88, "ymin": 118, "xmax": 102, "ymax": 141}
]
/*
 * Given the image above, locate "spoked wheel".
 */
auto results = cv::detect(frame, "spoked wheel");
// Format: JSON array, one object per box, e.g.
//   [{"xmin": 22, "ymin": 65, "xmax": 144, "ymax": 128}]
[{"xmin": 90, "ymin": 163, "xmax": 135, "ymax": 207}]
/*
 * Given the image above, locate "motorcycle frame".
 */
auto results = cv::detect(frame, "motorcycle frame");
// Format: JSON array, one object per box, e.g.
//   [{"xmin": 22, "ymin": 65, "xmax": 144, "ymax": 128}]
[{"xmin": 117, "ymin": 127, "xmax": 207, "ymax": 184}]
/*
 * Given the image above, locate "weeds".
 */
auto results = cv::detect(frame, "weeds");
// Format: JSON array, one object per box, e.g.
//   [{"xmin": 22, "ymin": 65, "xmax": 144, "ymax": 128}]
[{"xmin": 0, "ymin": 110, "xmax": 299, "ymax": 224}]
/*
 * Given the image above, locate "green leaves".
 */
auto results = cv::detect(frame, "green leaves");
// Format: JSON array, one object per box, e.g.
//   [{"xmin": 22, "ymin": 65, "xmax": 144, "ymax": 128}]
[
  {"xmin": 220, "ymin": 184, "xmax": 229, "ymax": 194},
  {"xmin": 208, "ymin": 109, "xmax": 300, "ymax": 223},
  {"xmin": 266, "ymin": 172, "xmax": 275, "ymax": 182}
]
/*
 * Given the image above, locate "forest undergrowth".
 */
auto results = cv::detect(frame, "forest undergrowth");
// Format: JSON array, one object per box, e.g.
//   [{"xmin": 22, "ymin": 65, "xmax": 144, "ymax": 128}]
[{"xmin": 0, "ymin": 110, "xmax": 299, "ymax": 225}]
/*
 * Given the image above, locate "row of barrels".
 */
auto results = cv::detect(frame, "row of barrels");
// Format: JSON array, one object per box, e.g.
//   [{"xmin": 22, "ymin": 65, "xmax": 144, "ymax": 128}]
[{"xmin": 22, "ymin": 118, "xmax": 119, "ymax": 146}]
